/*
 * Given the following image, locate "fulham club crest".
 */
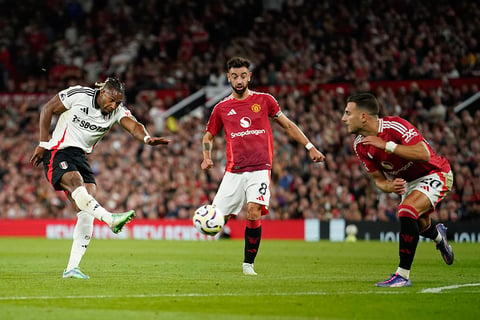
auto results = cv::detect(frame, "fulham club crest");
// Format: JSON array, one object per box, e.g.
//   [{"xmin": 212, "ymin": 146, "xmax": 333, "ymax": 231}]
[{"xmin": 59, "ymin": 161, "xmax": 68, "ymax": 170}]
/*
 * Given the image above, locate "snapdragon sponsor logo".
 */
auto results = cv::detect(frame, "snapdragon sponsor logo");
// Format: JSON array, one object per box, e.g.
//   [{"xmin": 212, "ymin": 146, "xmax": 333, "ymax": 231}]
[
  {"xmin": 231, "ymin": 129, "xmax": 266, "ymax": 139},
  {"xmin": 387, "ymin": 161, "xmax": 413, "ymax": 176}
]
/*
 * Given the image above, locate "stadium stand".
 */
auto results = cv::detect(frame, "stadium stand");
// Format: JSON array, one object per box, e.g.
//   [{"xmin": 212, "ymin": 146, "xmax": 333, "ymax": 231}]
[{"xmin": 0, "ymin": 0, "xmax": 479, "ymax": 221}]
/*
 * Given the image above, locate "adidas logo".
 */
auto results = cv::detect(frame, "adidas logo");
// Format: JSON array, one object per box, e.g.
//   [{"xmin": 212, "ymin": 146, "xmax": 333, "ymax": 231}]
[
  {"xmin": 420, "ymin": 185, "xmax": 430, "ymax": 192},
  {"xmin": 256, "ymin": 195, "xmax": 265, "ymax": 202},
  {"xmin": 80, "ymin": 107, "xmax": 88, "ymax": 114},
  {"xmin": 227, "ymin": 109, "xmax": 237, "ymax": 116}
]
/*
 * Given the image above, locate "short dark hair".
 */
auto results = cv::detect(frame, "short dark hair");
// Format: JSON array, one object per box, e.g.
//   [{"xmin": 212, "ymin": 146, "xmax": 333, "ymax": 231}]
[
  {"xmin": 346, "ymin": 92, "xmax": 379, "ymax": 116},
  {"xmin": 226, "ymin": 56, "xmax": 251, "ymax": 72}
]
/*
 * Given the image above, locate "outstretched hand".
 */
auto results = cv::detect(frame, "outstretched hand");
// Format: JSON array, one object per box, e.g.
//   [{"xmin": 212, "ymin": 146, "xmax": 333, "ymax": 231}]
[
  {"xmin": 309, "ymin": 148, "xmax": 325, "ymax": 162},
  {"xmin": 145, "ymin": 137, "xmax": 171, "ymax": 146}
]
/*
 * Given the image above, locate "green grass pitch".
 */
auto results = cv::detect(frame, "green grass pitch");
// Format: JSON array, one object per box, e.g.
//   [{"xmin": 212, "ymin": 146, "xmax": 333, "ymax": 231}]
[{"xmin": 0, "ymin": 238, "xmax": 479, "ymax": 320}]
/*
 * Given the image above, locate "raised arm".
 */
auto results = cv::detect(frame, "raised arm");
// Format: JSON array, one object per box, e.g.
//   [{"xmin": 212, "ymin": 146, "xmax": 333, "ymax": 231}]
[{"xmin": 120, "ymin": 116, "xmax": 170, "ymax": 146}]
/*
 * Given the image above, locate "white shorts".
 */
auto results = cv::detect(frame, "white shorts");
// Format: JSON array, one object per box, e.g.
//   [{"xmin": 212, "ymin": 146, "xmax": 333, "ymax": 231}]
[
  {"xmin": 213, "ymin": 170, "xmax": 271, "ymax": 216},
  {"xmin": 403, "ymin": 171, "xmax": 453, "ymax": 208}
]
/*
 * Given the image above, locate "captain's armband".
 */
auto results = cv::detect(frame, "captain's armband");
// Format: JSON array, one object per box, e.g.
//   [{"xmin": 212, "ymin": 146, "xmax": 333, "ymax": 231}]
[{"xmin": 273, "ymin": 111, "xmax": 283, "ymax": 119}]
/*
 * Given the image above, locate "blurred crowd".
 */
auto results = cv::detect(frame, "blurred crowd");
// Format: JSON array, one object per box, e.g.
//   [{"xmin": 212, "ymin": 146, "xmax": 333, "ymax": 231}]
[
  {"xmin": 0, "ymin": 0, "xmax": 479, "ymax": 222},
  {"xmin": 1, "ymin": 0, "xmax": 480, "ymax": 94}
]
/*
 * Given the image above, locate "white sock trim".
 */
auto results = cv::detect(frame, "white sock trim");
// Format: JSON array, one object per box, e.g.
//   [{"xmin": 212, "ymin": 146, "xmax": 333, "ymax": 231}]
[{"xmin": 396, "ymin": 267, "xmax": 410, "ymax": 279}]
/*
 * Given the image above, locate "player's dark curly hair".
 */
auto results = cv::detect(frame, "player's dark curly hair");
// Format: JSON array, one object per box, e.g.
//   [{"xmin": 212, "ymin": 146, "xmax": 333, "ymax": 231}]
[
  {"xmin": 226, "ymin": 56, "xmax": 251, "ymax": 71},
  {"xmin": 346, "ymin": 92, "xmax": 380, "ymax": 116},
  {"xmin": 95, "ymin": 77, "xmax": 125, "ymax": 95}
]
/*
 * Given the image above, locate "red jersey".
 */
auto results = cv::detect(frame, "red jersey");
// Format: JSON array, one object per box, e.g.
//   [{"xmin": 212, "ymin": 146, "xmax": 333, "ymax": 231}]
[
  {"xmin": 206, "ymin": 90, "xmax": 281, "ymax": 173},
  {"xmin": 353, "ymin": 116, "xmax": 451, "ymax": 181}
]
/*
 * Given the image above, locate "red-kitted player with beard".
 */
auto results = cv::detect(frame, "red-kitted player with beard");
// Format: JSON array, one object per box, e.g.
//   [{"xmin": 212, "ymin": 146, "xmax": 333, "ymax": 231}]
[{"xmin": 201, "ymin": 56, "xmax": 325, "ymax": 275}]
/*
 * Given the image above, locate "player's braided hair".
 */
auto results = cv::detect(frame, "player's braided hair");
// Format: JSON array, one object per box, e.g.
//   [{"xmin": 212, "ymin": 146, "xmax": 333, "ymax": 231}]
[{"xmin": 94, "ymin": 77, "xmax": 125, "ymax": 95}]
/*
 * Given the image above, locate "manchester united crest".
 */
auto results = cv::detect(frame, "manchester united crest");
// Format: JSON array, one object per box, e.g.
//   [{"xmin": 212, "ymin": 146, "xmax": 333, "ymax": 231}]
[{"xmin": 251, "ymin": 104, "xmax": 261, "ymax": 113}]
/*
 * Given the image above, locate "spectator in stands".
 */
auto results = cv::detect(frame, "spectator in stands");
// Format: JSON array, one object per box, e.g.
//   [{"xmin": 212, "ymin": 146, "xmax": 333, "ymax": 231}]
[{"xmin": 0, "ymin": 0, "xmax": 479, "ymax": 226}]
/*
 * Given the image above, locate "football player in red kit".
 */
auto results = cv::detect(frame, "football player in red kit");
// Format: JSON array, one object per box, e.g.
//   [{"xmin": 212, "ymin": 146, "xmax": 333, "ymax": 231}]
[
  {"xmin": 201, "ymin": 56, "xmax": 325, "ymax": 275},
  {"xmin": 342, "ymin": 92, "xmax": 454, "ymax": 287}
]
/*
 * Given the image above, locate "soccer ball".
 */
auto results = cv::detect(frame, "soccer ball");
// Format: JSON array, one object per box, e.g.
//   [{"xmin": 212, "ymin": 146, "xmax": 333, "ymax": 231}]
[{"xmin": 193, "ymin": 205, "xmax": 224, "ymax": 236}]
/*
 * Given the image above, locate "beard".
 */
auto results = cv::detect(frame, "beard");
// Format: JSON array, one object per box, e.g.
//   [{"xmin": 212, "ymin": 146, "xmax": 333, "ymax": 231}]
[{"xmin": 231, "ymin": 83, "xmax": 248, "ymax": 95}]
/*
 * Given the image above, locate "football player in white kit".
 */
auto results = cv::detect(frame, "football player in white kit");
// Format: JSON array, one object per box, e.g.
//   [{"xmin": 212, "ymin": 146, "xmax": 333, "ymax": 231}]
[{"xmin": 30, "ymin": 77, "xmax": 170, "ymax": 279}]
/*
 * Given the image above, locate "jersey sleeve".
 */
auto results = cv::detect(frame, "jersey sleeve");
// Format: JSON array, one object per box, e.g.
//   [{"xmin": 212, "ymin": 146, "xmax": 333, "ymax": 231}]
[
  {"xmin": 58, "ymin": 86, "xmax": 83, "ymax": 110},
  {"xmin": 114, "ymin": 104, "xmax": 136, "ymax": 123},
  {"xmin": 353, "ymin": 137, "xmax": 380, "ymax": 173},
  {"xmin": 205, "ymin": 105, "xmax": 222, "ymax": 136},
  {"xmin": 266, "ymin": 94, "xmax": 281, "ymax": 118},
  {"xmin": 391, "ymin": 117, "xmax": 424, "ymax": 145}
]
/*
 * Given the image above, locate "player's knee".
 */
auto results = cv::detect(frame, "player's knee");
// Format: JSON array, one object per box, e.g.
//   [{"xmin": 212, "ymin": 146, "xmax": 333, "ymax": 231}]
[
  {"xmin": 246, "ymin": 203, "xmax": 262, "ymax": 220},
  {"xmin": 60, "ymin": 171, "xmax": 84, "ymax": 192}
]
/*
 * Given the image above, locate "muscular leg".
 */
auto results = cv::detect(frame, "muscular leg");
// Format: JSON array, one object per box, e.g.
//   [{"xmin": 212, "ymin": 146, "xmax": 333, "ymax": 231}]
[
  {"xmin": 417, "ymin": 214, "xmax": 431, "ymax": 233},
  {"xmin": 418, "ymin": 214, "xmax": 440, "ymax": 242},
  {"xmin": 61, "ymin": 171, "xmax": 113, "ymax": 224}
]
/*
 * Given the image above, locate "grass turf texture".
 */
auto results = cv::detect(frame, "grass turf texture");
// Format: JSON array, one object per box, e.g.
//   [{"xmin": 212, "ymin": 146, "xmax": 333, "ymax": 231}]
[{"xmin": 0, "ymin": 238, "xmax": 479, "ymax": 320}]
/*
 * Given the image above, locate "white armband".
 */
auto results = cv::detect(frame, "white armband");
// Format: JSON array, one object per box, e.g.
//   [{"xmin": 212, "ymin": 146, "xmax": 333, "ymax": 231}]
[
  {"xmin": 143, "ymin": 135, "xmax": 151, "ymax": 144},
  {"xmin": 385, "ymin": 141, "xmax": 398, "ymax": 153},
  {"xmin": 305, "ymin": 142, "xmax": 314, "ymax": 151}
]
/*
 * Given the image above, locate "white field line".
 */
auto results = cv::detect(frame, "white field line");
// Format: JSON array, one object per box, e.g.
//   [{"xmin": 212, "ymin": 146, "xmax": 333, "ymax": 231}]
[
  {"xmin": 0, "ymin": 291, "xmax": 402, "ymax": 301},
  {"xmin": 420, "ymin": 283, "xmax": 480, "ymax": 293},
  {"xmin": 2, "ymin": 284, "xmax": 479, "ymax": 301}
]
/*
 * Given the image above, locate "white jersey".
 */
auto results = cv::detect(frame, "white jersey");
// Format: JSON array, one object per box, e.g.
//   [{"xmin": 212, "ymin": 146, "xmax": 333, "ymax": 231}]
[{"xmin": 45, "ymin": 85, "xmax": 133, "ymax": 153}]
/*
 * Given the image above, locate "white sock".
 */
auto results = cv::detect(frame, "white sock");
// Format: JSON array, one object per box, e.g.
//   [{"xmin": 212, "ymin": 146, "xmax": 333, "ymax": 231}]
[
  {"xmin": 66, "ymin": 211, "xmax": 94, "ymax": 271},
  {"xmin": 71, "ymin": 186, "xmax": 112, "ymax": 224},
  {"xmin": 396, "ymin": 267, "xmax": 410, "ymax": 279},
  {"xmin": 434, "ymin": 233, "xmax": 442, "ymax": 243}
]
